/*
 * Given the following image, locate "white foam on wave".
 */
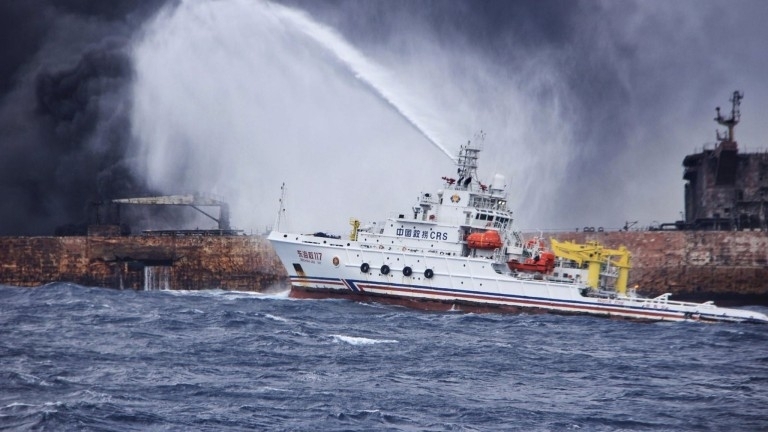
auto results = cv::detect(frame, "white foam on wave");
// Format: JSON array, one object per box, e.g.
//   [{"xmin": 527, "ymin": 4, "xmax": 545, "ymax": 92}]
[
  {"xmin": 2, "ymin": 402, "xmax": 35, "ymax": 409},
  {"xmin": 263, "ymin": 313, "xmax": 289, "ymax": 323},
  {"xmin": 2, "ymin": 401, "xmax": 64, "ymax": 411},
  {"xmin": 160, "ymin": 288, "xmax": 291, "ymax": 300},
  {"xmin": 13, "ymin": 372, "xmax": 51, "ymax": 387},
  {"xmin": 254, "ymin": 289, "xmax": 292, "ymax": 300},
  {"xmin": 331, "ymin": 334, "xmax": 398, "ymax": 345}
]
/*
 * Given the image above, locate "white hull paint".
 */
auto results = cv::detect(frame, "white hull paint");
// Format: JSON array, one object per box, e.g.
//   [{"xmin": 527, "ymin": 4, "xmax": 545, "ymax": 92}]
[
  {"xmin": 268, "ymin": 141, "xmax": 768, "ymax": 324},
  {"xmin": 269, "ymin": 231, "xmax": 768, "ymax": 323}
]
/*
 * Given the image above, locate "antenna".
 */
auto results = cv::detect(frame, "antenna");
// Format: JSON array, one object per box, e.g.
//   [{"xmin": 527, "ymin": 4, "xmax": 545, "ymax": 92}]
[
  {"xmin": 473, "ymin": 130, "xmax": 486, "ymax": 145},
  {"xmin": 274, "ymin": 183, "xmax": 287, "ymax": 231}
]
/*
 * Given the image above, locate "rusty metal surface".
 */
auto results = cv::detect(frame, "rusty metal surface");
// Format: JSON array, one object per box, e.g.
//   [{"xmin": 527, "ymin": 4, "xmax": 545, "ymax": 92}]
[
  {"xmin": 0, "ymin": 234, "xmax": 288, "ymax": 291},
  {"xmin": 2, "ymin": 231, "xmax": 767, "ymax": 304}
]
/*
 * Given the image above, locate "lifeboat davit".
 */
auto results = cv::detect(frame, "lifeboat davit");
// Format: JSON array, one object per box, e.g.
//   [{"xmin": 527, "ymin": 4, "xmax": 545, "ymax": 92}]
[{"xmin": 466, "ymin": 230, "xmax": 502, "ymax": 249}]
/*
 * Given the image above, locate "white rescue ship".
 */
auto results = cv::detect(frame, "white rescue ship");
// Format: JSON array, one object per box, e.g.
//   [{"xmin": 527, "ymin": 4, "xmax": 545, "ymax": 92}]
[{"xmin": 268, "ymin": 141, "xmax": 768, "ymax": 324}]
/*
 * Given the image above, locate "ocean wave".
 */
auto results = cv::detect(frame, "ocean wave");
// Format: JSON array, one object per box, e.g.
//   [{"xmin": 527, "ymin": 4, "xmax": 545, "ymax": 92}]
[
  {"xmin": 331, "ymin": 334, "xmax": 399, "ymax": 345},
  {"xmin": 2, "ymin": 282, "xmax": 765, "ymax": 431}
]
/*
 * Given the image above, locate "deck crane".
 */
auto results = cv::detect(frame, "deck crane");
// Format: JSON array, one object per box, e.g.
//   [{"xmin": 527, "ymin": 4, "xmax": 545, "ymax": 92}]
[{"xmin": 549, "ymin": 239, "xmax": 632, "ymax": 294}]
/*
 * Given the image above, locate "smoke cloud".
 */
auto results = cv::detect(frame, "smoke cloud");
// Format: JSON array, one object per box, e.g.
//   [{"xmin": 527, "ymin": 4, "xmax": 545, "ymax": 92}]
[
  {"xmin": 1, "ymin": 0, "xmax": 767, "ymax": 235},
  {"xmin": 0, "ymin": 0, "xmax": 165, "ymax": 235}
]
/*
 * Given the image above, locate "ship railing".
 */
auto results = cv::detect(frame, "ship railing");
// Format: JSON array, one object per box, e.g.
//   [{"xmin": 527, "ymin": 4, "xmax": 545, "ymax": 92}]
[
  {"xmin": 511, "ymin": 231, "xmax": 524, "ymax": 248},
  {"xmin": 492, "ymin": 247, "xmax": 506, "ymax": 263},
  {"xmin": 618, "ymin": 292, "xmax": 719, "ymax": 310},
  {"xmin": 359, "ymin": 241, "xmax": 465, "ymax": 258}
]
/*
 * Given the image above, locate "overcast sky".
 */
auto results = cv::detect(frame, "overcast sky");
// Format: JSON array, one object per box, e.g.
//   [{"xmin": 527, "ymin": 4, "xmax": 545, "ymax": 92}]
[{"xmin": 1, "ymin": 0, "xmax": 767, "ymax": 235}]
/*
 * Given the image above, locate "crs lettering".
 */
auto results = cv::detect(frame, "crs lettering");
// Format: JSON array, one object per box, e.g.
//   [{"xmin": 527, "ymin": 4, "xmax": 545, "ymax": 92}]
[
  {"xmin": 297, "ymin": 250, "xmax": 322, "ymax": 263},
  {"xmin": 396, "ymin": 227, "xmax": 448, "ymax": 241}
]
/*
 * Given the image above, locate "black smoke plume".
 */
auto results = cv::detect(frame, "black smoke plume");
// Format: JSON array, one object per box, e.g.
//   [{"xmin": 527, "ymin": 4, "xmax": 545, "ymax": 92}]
[{"xmin": 0, "ymin": 0, "xmax": 166, "ymax": 235}]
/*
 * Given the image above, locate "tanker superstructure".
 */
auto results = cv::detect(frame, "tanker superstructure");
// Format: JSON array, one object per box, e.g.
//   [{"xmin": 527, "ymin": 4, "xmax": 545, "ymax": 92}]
[{"xmin": 268, "ymin": 139, "xmax": 768, "ymax": 323}]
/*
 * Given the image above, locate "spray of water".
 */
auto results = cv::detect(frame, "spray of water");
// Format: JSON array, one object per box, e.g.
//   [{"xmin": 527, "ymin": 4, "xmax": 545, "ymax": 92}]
[
  {"xmin": 276, "ymin": 4, "xmax": 456, "ymax": 162},
  {"xmin": 130, "ymin": 0, "xmax": 577, "ymax": 232}
]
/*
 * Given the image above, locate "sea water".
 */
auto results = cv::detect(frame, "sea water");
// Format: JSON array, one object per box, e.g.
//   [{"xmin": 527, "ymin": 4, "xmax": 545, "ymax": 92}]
[{"xmin": 1, "ymin": 283, "xmax": 766, "ymax": 431}]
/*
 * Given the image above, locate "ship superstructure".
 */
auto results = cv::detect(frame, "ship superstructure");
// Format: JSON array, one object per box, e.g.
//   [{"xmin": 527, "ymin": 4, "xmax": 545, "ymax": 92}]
[
  {"xmin": 268, "ymin": 139, "xmax": 768, "ymax": 323},
  {"xmin": 352, "ymin": 140, "xmax": 519, "ymax": 266},
  {"xmin": 683, "ymin": 91, "xmax": 768, "ymax": 230}
]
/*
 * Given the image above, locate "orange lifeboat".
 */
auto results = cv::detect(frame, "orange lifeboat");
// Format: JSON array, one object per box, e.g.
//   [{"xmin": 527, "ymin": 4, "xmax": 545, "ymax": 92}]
[
  {"xmin": 466, "ymin": 230, "xmax": 502, "ymax": 249},
  {"xmin": 507, "ymin": 239, "xmax": 556, "ymax": 274},
  {"xmin": 507, "ymin": 252, "xmax": 556, "ymax": 274}
]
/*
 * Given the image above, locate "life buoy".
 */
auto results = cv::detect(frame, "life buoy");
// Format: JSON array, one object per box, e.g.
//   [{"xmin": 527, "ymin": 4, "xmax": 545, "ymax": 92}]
[
  {"xmin": 424, "ymin": 268, "xmax": 434, "ymax": 279},
  {"xmin": 360, "ymin": 263, "xmax": 370, "ymax": 273},
  {"xmin": 380, "ymin": 264, "xmax": 390, "ymax": 275},
  {"xmin": 403, "ymin": 266, "xmax": 413, "ymax": 277}
]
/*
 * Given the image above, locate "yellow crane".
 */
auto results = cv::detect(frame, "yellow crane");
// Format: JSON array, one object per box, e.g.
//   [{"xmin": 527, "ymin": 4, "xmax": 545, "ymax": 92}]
[
  {"xmin": 549, "ymin": 238, "xmax": 632, "ymax": 295},
  {"xmin": 349, "ymin": 218, "xmax": 361, "ymax": 241}
]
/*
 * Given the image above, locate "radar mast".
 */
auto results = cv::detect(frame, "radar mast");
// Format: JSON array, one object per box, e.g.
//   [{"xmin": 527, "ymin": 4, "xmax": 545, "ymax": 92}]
[
  {"xmin": 455, "ymin": 131, "xmax": 485, "ymax": 190},
  {"xmin": 715, "ymin": 90, "xmax": 743, "ymax": 143}
]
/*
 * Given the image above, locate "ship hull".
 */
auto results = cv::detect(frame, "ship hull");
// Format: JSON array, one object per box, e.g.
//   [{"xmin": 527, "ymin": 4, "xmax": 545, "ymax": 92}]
[
  {"xmin": 269, "ymin": 232, "xmax": 768, "ymax": 324},
  {"xmin": 288, "ymin": 284, "xmax": 655, "ymax": 320},
  {"xmin": 286, "ymin": 278, "xmax": 718, "ymax": 322}
]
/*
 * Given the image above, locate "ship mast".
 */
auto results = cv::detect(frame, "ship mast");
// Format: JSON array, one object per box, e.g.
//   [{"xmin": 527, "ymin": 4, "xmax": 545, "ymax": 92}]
[
  {"xmin": 274, "ymin": 182, "xmax": 287, "ymax": 231},
  {"xmin": 715, "ymin": 90, "xmax": 743, "ymax": 143},
  {"xmin": 455, "ymin": 131, "xmax": 484, "ymax": 190}
]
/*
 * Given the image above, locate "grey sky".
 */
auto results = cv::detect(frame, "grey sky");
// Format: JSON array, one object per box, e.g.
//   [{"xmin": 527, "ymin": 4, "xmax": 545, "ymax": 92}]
[{"xmin": 1, "ymin": 0, "xmax": 766, "ymax": 234}]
